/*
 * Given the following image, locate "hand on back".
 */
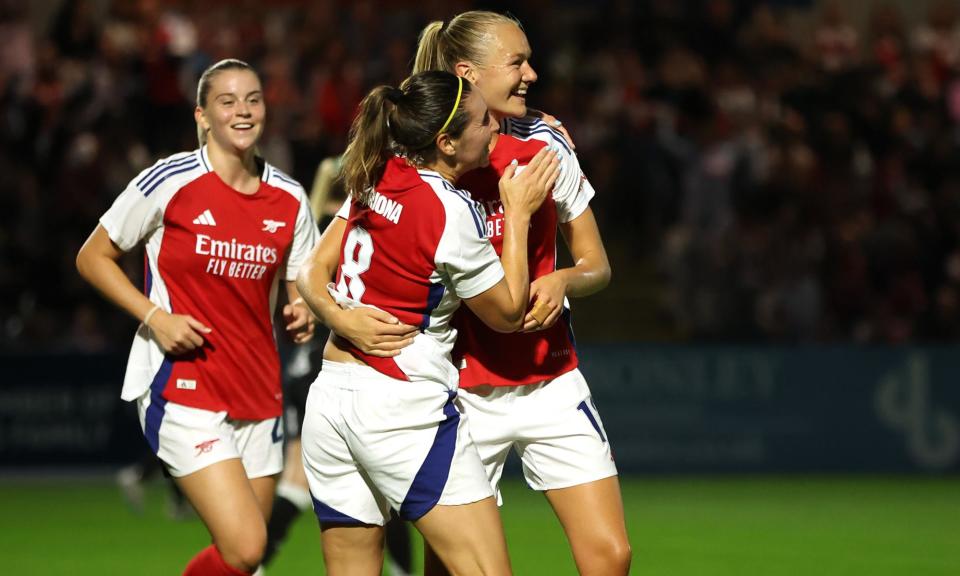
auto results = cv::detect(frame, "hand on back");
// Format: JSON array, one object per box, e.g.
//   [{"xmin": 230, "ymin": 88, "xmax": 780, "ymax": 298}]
[{"xmin": 333, "ymin": 307, "xmax": 418, "ymax": 358}]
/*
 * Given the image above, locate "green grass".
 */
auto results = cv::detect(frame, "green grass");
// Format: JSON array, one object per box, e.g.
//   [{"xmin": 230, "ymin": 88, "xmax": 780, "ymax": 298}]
[{"xmin": 1, "ymin": 476, "xmax": 957, "ymax": 575}]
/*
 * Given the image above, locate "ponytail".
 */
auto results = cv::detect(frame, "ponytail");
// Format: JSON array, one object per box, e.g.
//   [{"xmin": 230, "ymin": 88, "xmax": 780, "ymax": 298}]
[
  {"xmin": 340, "ymin": 72, "xmax": 473, "ymax": 206},
  {"xmin": 340, "ymin": 86, "xmax": 396, "ymax": 207},
  {"xmin": 413, "ymin": 11, "xmax": 521, "ymax": 74},
  {"xmin": 413, "ymin": 21, "xmax": 451, "ymax": 75}
]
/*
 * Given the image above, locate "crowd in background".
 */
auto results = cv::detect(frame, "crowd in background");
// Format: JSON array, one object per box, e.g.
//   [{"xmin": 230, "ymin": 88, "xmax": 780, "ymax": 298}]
[{"xmin": 2, "ymin": 0, "xmax": 960, "ymax": 351}]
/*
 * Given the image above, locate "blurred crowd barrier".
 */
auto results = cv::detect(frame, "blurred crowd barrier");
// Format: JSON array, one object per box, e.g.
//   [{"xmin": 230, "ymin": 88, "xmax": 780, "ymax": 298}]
[{"xmin": 4, "ymin": 345, "xmax": 958, "ymax": 473}]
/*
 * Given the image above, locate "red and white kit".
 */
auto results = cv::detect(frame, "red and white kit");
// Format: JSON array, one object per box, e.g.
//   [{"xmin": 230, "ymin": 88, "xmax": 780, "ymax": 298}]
[
  {"xmin": 302, "ymin": 157, "xmax": 501, "ymax": 524},
  {"xmin": 454, "ymin": 116, "xmax": 593, "ymax": 387},
  {"xmin": 332, "ymin": 156, "xmax": 504, "ymax": 386},
  {"xmin": 454, "ymin": 117, "xmax": 618, "ymax": 497},
  {"xmin": 101, "ymin": 146, "xmax": 317, "ymax": 475}
]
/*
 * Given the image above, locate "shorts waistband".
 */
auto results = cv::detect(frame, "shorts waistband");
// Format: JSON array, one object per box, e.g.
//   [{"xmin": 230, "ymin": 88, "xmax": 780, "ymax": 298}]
[
  {"xmin": 320, "ymin": 360, "xmax": 384, "ymax": 379},
  {"xmin": 320, "ymin": 360, "xmax": 453, "ymax": 393}
]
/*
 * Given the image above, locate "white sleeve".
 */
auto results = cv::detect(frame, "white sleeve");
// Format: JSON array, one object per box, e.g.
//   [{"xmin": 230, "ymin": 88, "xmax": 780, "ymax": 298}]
[
  {"xmin": 551, "ymin": 145, "xmax": 596, "ymax": 223},
  {"xmin": 437, "ymin": 203, "xmax": 504, "ymax": 299},
  {"xmin": 99, "ymin": 180, "xmax": 165, "ymax": 251},
  {"xmin": 335, "ymin": 195, "xmax": 351, "ymax": 220},
  {"xmin": 285, "ymin": 192, "xmax": 320, "ymax": 281}
]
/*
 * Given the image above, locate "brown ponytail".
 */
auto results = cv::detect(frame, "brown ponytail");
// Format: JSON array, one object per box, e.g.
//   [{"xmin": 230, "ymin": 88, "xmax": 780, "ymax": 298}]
[{"xmin": 340, "ymin": 71, "xmax": 473, "ymax": 206}]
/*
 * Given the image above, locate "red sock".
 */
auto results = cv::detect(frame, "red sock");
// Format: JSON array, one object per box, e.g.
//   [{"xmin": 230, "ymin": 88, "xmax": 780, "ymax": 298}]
[{"xmin": 182, "ymin": 544, "xmax": 251, "ymax": 576}]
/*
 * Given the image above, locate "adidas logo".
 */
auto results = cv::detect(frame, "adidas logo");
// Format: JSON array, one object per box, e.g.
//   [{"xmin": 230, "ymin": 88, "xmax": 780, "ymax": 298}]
[{"xmin": 193, "ymin": 209, "xmax": 217, "ymax": 226}]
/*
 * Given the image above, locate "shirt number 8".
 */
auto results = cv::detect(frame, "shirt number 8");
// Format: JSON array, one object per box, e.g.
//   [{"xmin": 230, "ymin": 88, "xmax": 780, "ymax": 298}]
[{"xmin": 337, "ymin": 226, "xmax": 373, "ymax": 301}]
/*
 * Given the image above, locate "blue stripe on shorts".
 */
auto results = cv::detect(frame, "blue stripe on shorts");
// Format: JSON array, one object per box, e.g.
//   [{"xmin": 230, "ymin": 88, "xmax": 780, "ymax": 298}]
[
  {"xmin": 144, "ymin": 357, "xmax": 173, "ymax": 454},
  {"xmin": 399, "ymin": 391, "xmax": 459, "ymax": 521},
  {"xmin": 312, "ymin": 494, "xmax": 366, "ymax": 525}
]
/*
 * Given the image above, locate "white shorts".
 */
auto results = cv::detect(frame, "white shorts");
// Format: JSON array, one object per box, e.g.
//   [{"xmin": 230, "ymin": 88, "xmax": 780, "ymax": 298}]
[
  {"xmin": 135, "ymin": 389, "xmax": 284, "ymax": 478},
  {"xmin": 458, "ymin": 368, "xmax": 617, "ymax": 502},
  {"xmin": 301, "ymin": 361, "xmax": 493, "ymax": 526}
]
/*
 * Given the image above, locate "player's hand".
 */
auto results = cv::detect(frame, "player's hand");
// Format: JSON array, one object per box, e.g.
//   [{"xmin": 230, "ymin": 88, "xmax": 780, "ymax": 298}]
[
  {"xmin": 284, "ymin": 298, "xmax": 316, "ymax": 344},
  {"xmin": 521, "ymin": 272, "xmax": 567, "ymax": 332},
  {"xmin": 148, "ymin": 311, "xmax": 211, "ymax": 355},
  {"xmin": 333, "ymin": 307, "xmax": 418, "ymax": 357},
  {"xmin": 527, "ymin": 109, "xmax": 575, "ymax": 150},
  {"xmin": 499, "ymin": 146, "xmax": 560, "ymax": 219}
]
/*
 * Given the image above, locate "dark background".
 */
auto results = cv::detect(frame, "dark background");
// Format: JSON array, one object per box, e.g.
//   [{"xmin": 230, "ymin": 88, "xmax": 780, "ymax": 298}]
[{"xmin": 2, "ymin": 0, "xmax": 960, "ymax": 473}]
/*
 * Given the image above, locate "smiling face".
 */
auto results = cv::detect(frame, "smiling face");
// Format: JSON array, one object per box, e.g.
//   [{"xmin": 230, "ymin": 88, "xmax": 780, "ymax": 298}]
[
  {"xmin": 464, "ymin": 22, "xmax": 537, "ymax": 120},
  {"xmin": 194, "ymin": 69, "xmax": 265, "ymax": 154},
  {"xmin": 450, "ymin": 90, "xmax": 499, "ymax": 171}
]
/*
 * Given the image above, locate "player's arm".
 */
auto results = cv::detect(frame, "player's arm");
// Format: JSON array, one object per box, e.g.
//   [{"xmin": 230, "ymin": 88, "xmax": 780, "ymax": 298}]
[
  {"xmin": 75, "ymin": 225, "xmax": 211, "ymax": 354},
  {"xmin": 465, "ymin": 147, "xmax": 560, "ymax": 332},
  {"xmin": 521, "ymin": 207, "xmax": 611, "ymax": 332},
  {"xmin": 296, "ymin": 217, "xmax": 418, "ymax": 357}
]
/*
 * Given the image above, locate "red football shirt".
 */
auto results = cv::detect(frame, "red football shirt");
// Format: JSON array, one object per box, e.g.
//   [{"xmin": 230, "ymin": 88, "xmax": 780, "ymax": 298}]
[
  {"xmin": 452, "ymin": 117, "xmax": 596, "ymax": 388},
  {"xmin": 332, "ymin": 157, "xmax": 503, "ymax": 386},
  {"xmin": 101, "ymin": 147, "xmax": 318, "ymax": 419}
]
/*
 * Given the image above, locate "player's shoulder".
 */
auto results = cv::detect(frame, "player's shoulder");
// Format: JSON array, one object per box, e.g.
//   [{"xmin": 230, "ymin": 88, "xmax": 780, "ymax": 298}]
[
  {"xmin": 416, "ymin": 170, "xmax": 487, "ymax": 238},
  {"xmin": 501, "ymin": 115, "xmax": 572, "ymax": 155},
  {"xmin": 262, "ymin": 162, "xmax": 307, "ymax": 201},
  {"xmin": 131, "ymin": 148, "xmax": 207, "ymax": 197},
  {"xmin": 417, "ymin": 170, "xmax": 473, "ymax": 213}
]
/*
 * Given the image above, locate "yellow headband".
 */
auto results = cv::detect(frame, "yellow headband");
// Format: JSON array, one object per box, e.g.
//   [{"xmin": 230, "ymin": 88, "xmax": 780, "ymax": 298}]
[{"xmin": 435, "ymin": 76, "xmax": 463, "ymax": 138}]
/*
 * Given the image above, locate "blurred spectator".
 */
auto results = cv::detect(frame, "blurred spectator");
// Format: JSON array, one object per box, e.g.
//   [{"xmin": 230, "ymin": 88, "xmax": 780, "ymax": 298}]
[{"xmin": 6, "ymin": 0, "xmax": 960, "ymax": 349}]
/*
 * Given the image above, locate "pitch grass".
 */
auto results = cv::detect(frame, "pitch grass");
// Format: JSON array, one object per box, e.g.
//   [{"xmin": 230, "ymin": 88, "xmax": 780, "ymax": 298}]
[{"xmin": 2, "ymin": 475, "xmax": 957, "ymax": 575}]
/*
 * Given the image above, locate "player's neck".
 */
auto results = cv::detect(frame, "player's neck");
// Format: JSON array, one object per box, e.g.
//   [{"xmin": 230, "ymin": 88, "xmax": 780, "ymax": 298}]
[
  {"xmin": 426, "ymin": 159, "xmax": 462, "ymax": 184},
  {"xmin": 206, "ymin": 143, "xmax": 260, "ymax": 194}
]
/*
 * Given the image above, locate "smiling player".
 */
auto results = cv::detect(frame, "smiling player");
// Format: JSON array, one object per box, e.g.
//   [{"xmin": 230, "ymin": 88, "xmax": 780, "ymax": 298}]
[{"xmin": 76, "ymin": 59, "xmax": 318, "ymax": 575}]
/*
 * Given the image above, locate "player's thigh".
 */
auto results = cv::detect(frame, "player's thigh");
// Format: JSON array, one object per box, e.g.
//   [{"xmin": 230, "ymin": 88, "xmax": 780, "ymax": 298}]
[
  {"xmin": 545, "ymin": 476, "xmax": 631, "ymax": 575},
  {"xmin": 545, "ymin": 476, "xmax": 628, "ymax": 546},
  {"xmin": 320, "ymin": 523, "xmax": 385, "ymax": 576},
  {"xmin": 175, "ymin": 458, "xmax": 267, "ymax": 549},
  {"xmin": 249, "ymin": 474, "xmax": 278, "ymax": 520},
  {"xmin": 414, "ymin": 496, "xmax": 511, "ymax": 576},
  {"xmin": 515, "ymin": 370, "xmax": 617, "ymax": 491}
]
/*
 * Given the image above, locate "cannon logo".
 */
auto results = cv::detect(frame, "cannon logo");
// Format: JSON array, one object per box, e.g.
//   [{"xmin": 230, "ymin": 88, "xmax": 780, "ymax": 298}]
[
  {"xmin": 262, "ymin": 219, "xmax": 286, "ymax": 233},
  {"xmin": 194, "ymin": 439, "xmax": 220, "ymax": 457}
]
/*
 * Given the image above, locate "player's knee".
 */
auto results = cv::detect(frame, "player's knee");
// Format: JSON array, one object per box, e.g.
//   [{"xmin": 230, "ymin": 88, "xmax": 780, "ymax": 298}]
[
  {"xmin": 221, "ymin": 526, "xmax": 267, "ymax": 572},
  {"xmin": 223, "ymin": 545, "xmax": 264, "ymax": 573},
  {"xmin": 578, "ymin": 534, "xmax": 632, "ymax": 576},
  {"xmin": 607, "ymin": 538, "xmax": 632, "ymax": 574}
]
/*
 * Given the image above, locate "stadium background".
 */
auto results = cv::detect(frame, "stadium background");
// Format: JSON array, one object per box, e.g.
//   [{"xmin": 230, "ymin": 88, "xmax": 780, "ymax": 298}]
[{"xmin": 1, "ymin": 0, "xmax": 958, "ymax": 574}]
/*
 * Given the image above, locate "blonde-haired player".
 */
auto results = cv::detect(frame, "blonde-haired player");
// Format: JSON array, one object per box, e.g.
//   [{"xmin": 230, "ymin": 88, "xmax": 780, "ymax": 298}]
[{"xmin": 411, "ymin": 14, "xmax": 630, "ymax": 576}]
